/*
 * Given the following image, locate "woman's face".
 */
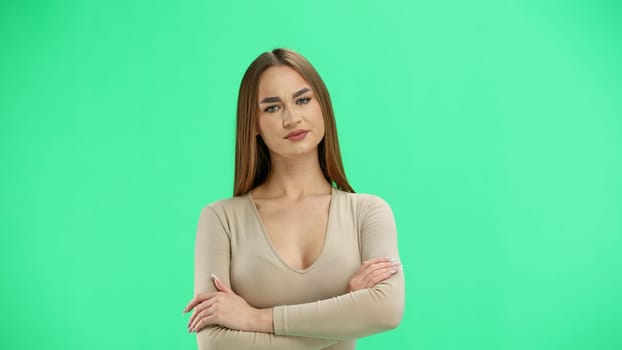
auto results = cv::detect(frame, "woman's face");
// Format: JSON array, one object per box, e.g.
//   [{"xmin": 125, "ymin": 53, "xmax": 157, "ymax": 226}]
[{"xmin": 256, "ymin": 65, "xmax": 325, "ymax": 160}]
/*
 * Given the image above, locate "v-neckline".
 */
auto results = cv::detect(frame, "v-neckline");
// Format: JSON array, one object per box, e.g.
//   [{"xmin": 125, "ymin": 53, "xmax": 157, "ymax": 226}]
[{"xmin": 247, "ymin": 187, "xmax": 336, "ymax": 274}]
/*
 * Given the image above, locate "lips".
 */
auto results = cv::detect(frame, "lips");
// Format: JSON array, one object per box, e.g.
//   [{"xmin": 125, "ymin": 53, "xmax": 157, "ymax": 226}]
[{"xmin": 285, "ymin": 129, "xmax": 309, "ymax": 141}]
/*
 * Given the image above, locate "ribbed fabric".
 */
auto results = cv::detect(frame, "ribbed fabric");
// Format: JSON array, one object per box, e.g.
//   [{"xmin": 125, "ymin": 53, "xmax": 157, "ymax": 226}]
[{"xmin": 193, "ymin": 188, "xmax": 404, "ymax": 350}]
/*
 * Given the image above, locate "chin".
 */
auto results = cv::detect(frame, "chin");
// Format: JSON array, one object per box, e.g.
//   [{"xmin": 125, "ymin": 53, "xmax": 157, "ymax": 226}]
[{"xmin": 276, "ymin": 144, "xmax": 320, "ymax": 159}]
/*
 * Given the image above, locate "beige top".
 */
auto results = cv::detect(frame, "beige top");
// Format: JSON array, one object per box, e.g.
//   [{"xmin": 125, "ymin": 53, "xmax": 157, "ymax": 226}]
[{"xmin": 193, "ymin": 187, "xmax": 405, "ymax": 350}]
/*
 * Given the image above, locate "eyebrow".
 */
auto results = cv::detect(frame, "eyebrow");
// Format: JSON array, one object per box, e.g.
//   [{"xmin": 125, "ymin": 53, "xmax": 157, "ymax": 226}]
[{"xmin": 259, "ymin": 87, "xmax": 311, "ymax": 104}]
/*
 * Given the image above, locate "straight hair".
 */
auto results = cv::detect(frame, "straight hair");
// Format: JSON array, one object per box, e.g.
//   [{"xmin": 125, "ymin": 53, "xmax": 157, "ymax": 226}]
[{"xmin": 233, "ymin": 48, "xmax": 354, "ymax": 196}]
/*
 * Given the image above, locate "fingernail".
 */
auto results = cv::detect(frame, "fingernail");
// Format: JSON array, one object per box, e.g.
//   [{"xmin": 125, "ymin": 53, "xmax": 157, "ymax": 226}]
[
  {"xmin": 384, "ymin": 257, "xmax": 395, "ymax": 262},
  {"xmin": 391, "ymin": 269, "xmax": 397, "ymax": 274},
  {"xmin": 211, "ymin": 273, "xmax": 218, "ymax": 280}
]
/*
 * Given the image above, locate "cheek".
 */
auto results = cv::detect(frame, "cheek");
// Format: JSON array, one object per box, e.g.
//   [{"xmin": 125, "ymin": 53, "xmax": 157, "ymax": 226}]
[
  {"xmin": 311, "ymin": 103, "xmax": 325, "ymax": 129},
  {"xmin": 257, "ymin": 116, "xmax": 284, "ymax": 141}
]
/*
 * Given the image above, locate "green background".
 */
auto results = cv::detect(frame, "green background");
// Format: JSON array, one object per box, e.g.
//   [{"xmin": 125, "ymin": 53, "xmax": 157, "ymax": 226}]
[{"xmin": 2, "ymin": 0, "xmax": 621, "ymax": 349}]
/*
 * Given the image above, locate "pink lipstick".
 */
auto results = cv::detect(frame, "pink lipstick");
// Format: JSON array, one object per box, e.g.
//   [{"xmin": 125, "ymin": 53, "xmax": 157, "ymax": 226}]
[{"xmin": 285, "ymin": 129, "xmax": 309, "ymax": 141}]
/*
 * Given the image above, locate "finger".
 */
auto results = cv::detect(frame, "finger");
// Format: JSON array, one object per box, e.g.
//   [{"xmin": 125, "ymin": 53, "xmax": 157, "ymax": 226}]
[
  {"xmin": 183, "ymin": 293, "xmax": 211, "ymax": 313},
  {"xmin": 364, "ymin": 267, "xmax": 399, "ymax": 288},
  {"xmin": 354, "ymin": 257, "xmax": 388, "ymax": 277},
  {"xmin": 187, "ymin": 298, "xmax": 215, "ymax": 329},
  {"xmin": 360, "ymin": 257, "xmax": 389, "ymax": 269},
  {"xmin": 361, "ymin": 258, "xmax": 399, "ymax": 274},
  {"xmin": 187, "ymin": 301, "xmax": 204, "ymax": 329},
  {"xmin": 183, "ymin": 297, "xmax": 197, "ymax": 313},
  {"xmin": 362, "ymin": 265, "xmax": 398, "ymax": 285},
  {"xmin": 184, "ymin": 292, "xmax": 217, "ymax": 315},
  {"xmin": 192, "ymin": 313, "xmax": 216, "ymax": 333},
  {"xmin": 212, "ymin": 274, "xmax": 233, "ymax": 294},
  {"xmin": 361, "ymin": 261, "xmax": 400, "ymax": 280},
  {"xmin": 189, "ymin": 303, "xmax": 216, "ymax": 332}
]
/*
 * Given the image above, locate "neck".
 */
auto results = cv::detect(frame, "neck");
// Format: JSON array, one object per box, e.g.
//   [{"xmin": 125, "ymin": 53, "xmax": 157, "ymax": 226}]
[{"xmin": 257, "ymin": 150, "xmax": 331, "ymax": 200}]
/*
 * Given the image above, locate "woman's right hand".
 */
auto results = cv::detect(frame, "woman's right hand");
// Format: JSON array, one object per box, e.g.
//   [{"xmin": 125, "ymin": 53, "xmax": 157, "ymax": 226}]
[{"xmin": 347, "ymin": 257, "xmax": 402, "ymax": 292}]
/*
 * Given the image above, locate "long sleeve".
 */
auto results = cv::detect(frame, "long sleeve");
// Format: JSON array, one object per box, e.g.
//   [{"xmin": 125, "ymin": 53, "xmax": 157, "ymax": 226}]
[
  {"xmin": 272, "ymin": 195, "xmax": 405, "ymax": 340},
  {"xmin": 193, "ymin": 206, "xmax": 338, "ymax": 350}
]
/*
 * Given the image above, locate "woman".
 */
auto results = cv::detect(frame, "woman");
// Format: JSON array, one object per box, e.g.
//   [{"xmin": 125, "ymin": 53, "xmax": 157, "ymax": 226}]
[{"xmin": 183, "ymin": 48, "xmax": 404, "ymax": 349}]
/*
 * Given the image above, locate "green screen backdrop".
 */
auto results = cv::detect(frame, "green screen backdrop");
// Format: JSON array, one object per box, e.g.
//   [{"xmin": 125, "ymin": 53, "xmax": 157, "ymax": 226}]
[{"xmin": 2, "ymin": 0, "xmax": 621, "ymax": 349}]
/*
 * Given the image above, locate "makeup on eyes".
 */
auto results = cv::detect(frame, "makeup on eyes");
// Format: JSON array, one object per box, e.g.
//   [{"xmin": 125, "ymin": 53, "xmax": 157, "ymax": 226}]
[{"xmin": 261, "ymin": 95, "xmax": 311, "ymax": 113}]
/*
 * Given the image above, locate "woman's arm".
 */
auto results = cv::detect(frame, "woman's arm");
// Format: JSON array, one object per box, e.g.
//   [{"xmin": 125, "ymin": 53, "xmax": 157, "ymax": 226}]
[
  {"xmin": 190, "ymin": 206, "xmax": 337, "ymax": 350},
  {"xmin": 195, "ymin": 326, "xmax": 337, "ymax": 350},
  {"xmin": 270, "ymin": 195, "xmax": 405, "ymax": 340}
]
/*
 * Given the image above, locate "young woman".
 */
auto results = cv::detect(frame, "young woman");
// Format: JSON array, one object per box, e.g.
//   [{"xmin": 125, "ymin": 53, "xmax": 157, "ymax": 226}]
[{"xmin": 183, "ymin": 48, "xmax": 404, "ymax": 350}]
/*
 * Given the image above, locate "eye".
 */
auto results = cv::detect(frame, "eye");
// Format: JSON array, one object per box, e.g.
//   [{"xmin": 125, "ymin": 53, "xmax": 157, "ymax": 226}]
[
  {"xmin": 264, "ymin": 105, "xmax": 280, "ymax": 113},
  {"xmin": 296, "ymin": 97, "xmax": 311, "ymax": 105}
]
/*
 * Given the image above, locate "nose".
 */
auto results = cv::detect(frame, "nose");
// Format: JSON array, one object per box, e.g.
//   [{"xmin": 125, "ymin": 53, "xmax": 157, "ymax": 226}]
[{"xmin": 282, "ymin": 106, "xmax": 302, "ymax": 128}]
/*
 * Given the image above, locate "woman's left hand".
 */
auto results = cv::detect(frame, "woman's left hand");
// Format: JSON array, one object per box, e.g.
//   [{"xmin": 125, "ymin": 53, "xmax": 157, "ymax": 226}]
[{"xmin": 184, "ymin": 274, "xmax": 259, "ymax": 333}]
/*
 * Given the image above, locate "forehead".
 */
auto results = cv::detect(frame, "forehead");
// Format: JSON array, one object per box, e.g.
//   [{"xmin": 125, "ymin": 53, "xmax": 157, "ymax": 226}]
[{"xmin": 257, "ymin": 65, "xmax": 309, "ymax": 96}]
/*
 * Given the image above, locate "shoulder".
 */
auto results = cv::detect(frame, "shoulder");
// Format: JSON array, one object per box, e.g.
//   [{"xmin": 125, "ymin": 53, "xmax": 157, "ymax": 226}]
[
  {"xmin": 199, "ymin": 195, "xmax": 249, "ymax": 219},
  {"xmin": 334, "ymin": 188, "xmax": 394, "ymax": 216},
  {"xmin": 335, "ymin": 189, "xmax": 397, "ymax": 235},
  {"xmin": 195, "ymin": 195, "xmax": 251, "ymax": 234}
]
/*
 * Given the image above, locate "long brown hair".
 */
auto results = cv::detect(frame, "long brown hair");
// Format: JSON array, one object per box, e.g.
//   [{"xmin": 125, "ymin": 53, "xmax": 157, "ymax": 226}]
[{"xmin": 233, "ymin": 48, "xmax": 353, "ymax": 196}]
